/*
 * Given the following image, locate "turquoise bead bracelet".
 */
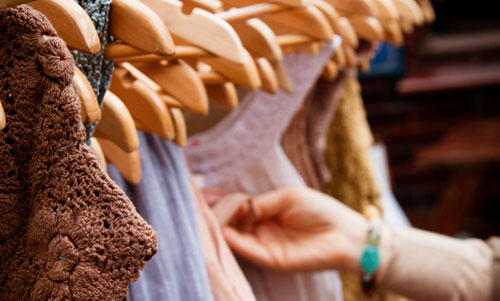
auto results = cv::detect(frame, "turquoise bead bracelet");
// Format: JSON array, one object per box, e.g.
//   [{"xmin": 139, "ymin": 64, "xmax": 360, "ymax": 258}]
[
  {"xmin": 360, "ymin": 245, "xmax": 380, "ymax": 274},
  {"xmin": 360, "ymin": 205, "xmax": 382, "ymax": 293}
]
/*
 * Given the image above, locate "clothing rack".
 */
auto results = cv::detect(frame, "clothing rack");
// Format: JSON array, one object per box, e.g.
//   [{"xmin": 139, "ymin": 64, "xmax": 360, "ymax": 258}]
[{"xmin": 0, "ymin": 0, "xmax": 433, "ymax": 300}]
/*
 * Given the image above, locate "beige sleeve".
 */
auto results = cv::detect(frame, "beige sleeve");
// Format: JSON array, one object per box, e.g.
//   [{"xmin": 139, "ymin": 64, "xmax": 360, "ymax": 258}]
[
  {"xmin": 487, "ymin": 237, "xmax": 500, "ymax": 300},
  {"xmin": 377, "ymin": 226, "xmax": 494, "ymax": 301}
]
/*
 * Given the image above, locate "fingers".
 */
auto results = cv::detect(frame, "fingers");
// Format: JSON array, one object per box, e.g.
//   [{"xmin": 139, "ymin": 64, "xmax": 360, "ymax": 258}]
[
  {"xmin": 222, "ymin": 227, "xmax": 276, "ymax": 269},
  {"xmin": 251, "ymin": 188, "xmax": 296, "ymax": 219},
  {"xmin": 212, "ymin": 193, "xmax": 251, "ymax": 226},
  {"xmin": 201, "ymin": 188, "xmax": 229, "ymax": 206}
]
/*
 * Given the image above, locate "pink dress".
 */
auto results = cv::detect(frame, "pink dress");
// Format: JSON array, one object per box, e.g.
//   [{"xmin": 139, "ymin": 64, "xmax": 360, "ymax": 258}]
[
  {"xmin": 190, "ymin": 175, "xmax": 257, "ymax": 301},
  {"xmin": 186, "ymin": 37, "xmax": 344, "ymax": 301}
]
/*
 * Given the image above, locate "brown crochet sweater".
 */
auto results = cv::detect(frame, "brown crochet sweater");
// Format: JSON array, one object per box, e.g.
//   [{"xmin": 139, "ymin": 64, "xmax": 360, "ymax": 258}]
[{"xmin": 0, "ymin": 6, "xmax": 157, "ymax": 300}]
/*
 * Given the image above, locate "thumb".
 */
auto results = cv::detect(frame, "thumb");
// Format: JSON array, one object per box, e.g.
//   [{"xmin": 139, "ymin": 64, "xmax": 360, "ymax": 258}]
[
  {"xmin": 251, "ymin": 188, "xmax": 293, "ymax": 220},
  {"xmin": 222, "ymin": 227, "xmax": 274, "ymax": 269}
]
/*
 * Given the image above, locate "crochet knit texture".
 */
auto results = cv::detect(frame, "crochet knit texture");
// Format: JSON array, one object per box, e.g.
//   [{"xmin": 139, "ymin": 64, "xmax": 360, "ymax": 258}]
[{"xmin": 0, "ymin": 6, "xmax": 157, "ymax": 300}]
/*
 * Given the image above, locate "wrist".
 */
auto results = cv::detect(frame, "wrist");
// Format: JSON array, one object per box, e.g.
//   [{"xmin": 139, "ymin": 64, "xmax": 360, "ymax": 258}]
[
  {"xmin": 376, "ymin": 224, "xmax": 394, "ymax": 284},
  {"xmin": 339, "ymin": 206, "xmax": 395, "ymax": 291},
  {"xmin": 341, "ymin": 213, "xmax": 369, "ymax": 275}
]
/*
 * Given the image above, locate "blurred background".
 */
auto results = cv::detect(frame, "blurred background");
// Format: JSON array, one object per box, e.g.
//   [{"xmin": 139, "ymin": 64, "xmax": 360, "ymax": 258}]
[{"xmin": 361, "ymin": 0, "xmax": 500, "ymax": 239}]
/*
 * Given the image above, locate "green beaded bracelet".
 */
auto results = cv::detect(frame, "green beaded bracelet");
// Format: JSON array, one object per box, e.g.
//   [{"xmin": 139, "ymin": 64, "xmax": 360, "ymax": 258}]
[{"xmin": 360, "ymin": 205, "xmax": 382, "ymax": 293}]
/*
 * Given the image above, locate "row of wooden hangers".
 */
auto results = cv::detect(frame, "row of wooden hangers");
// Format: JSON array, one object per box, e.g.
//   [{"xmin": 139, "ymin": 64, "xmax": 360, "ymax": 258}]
[{"xmin": 0, "ymin": 0, "xmax": 434, "ymax": 183}]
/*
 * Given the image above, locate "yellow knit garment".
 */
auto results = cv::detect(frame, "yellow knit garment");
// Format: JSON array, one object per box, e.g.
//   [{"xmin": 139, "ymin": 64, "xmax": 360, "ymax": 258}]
[{"xmin": 323, "ymin": 74, "xmax": 388, "ymax": 301}]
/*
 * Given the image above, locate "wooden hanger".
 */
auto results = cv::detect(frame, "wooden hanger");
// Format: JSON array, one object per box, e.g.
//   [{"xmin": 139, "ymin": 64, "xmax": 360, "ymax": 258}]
[
  {"xmin": 306, "ymin": 42, "xmax": 324, "ymax": 54},
  {"xmin": 110, "ymin": 64, "xmax": 175, "ymax": 140},
  {"xmin": 371, "ymin": 0, "xmax": 403, "ymax": 44},
  {"xmin": 169, "ymin": 107, "xmax": 187, "ymax": 146},
  {"xmin": 217, "ymin": 3, "xmax": 292, "ymax": 23},
  {"xmin": 310, "ymin": 0, "xmax": 384, "ymax": 58},
  {"xmin": 108, "ymin": 0, "xmax": 175, "ymax": 56},
  {"xmin": 116, "ymin": 62, "xmax": 181, "ymax": 109},
  {"xmin": 324, "ymin": 0, "xmax": 378, "ymax": 17},
  {"xmin": 93, "ymin": 91, "xmax": 139, "ymax": 153},
  {"xmin": 282, "ymin": 40, "xmax": 322, "ymax": 54},
  {"xmin": 344, "ymin": 44, "xmax": 358, "ymax": 68},
  {"xmin": 73, "ymin": 66, "xmax": 101, "ymax": 124},
  {"xmin": 310, "ymin": 0, "xmax": 343, "ymax": 33},
  {"xmin": 140, "ymin": 0, "xmax": 248, "ymax": 64},
  {"xmin": 322, "ymin": 60, "xmax": 338, "ymax": 80},
  {"xmin": 134, "ymin": 60, "xmax": 209, "ymax": 115},
  {"xmin": 201, "ymin": 48, "xmax": 262, "ymax": 90},
  {"xmin": 90, "ymin": 137, "xmax": 108, "ymax": 174},
  {"xmin": 271, "ymin": 60, "xmax": 293, "ymax": 92},
  {"xmin": 217, "ymin": 0, "xmax": 337, "ymax": 38},
  {"xmin": 255, "ymin": 57, "xmax": 279, "ymax": 93},
  {"xmin": 359, "ymin": 54, "xmax": 371, "ymax": 72},
  {"xmin": 107, "ymin": 12, "xmax": 261, "ymax": 91},
  {"xmin": 217, "ymin": 1, "xmax": 333, "ymax": 41},
  {"xmin": 261, "ymin": 4, "xmax": 334, "ymax": 41},
  {"xmin": 221, "ymin": 0, "xmax": 309, "ymax": 7},
  {"xmin": 231, "ymin": 18, "xmax": 283, "ymax": 62},
  {"xmin": 116, "ymin": 63, "xmax": 203, "ymax": 149},
  {"xmin": 346, "ymin": 15, "xmax": 385, "ymax": 41},
  {"xmin": 275, "ymin": 33, "xmax": 340, "ymax": 53},
  {"xmin": 197, "ymin": 66, "xmax": 258, "ymax": 98},
  {"xmin": 106, "ymin": 44, "xmax": 210, "ymax": 61},
  {"xmin": 337, "ymin": 17, "xmax": 359, "ymax": 47},
  {"xmin": 205, "ymin": 81, "xmax": 239, "ymax": 109},
  {"xmin": 416, "ymin": 0, "xmax": 435, "ymax": 23},
  {"xmin": 275, "ymin": 33, "xmax": 315, "ymax": 50},
  {"xmin": 392, "ymin": 0, "xmax": 424, "ymax": 25},
  {"xmin": 182, "ymin": 0, "xmax": 224, "ymax": 13},
  {"xmin": 321, "ymin": 0, "xmax": 390, "ymax": 44},
  {"xmin": 321, "ymin": 3, "xmax": 383, "ymax": 42},
  {"xmin": 119, "ymin": 62, "xmax": 164, "ymax": 92},
  {"xmin": 197, "ymin": 68, "xmax": 246, "ymax": 107},
  {"xmin": 373, "ymin": 0, "xmax": 399, "ymax": 20},
  {"xmin": 161, "ymin": 93, "xmax": 184, "ymax": 109},
  {"xmin": 197, "ymin": 69, "xmax": 226, "ymax": 83},
  {"xmin": 123, "ymin": 61, "xmax": 206, "ymax": 116},
  {"xmin": 400, "ymin": 18, "xmax": 414, "ymax": 34},
  {"xmin": 98, "ymin": 137, "xmax": 142, "ymax": 184},
  {"xmin": 27, "ymin": 0, "xmax": 100, "ymax": 53},
  {"xmin": 200, "ymin": 52, "xmax": 280, "ymax": 93},
  {"xmin": 0, "ymin": 0, "xmax": 34, "ymax": 9},
  {"xmin": 383, "ymin": 20, "xmax": 404, "ymax": 45},
  {"xmin": 194, "ymin": 59, "xmax": 261, "ymax": 91},
  {"xmin": 0, "ymin": 100, "xmax": 5, "ymax": 131}
]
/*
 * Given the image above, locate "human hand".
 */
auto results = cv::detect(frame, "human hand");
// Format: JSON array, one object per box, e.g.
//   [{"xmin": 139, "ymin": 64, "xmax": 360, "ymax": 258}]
[{"xmin": 222, "ymin": 187, "xmax": 373, "ymax": 274}]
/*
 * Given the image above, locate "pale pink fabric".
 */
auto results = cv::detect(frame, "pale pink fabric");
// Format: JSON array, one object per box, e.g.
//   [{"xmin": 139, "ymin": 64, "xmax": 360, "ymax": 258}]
[
  {"xmin": 186, "ymin": 38, "xmax": 344, "ymax": 301},
  {"xmin": 189, "ymin": 176, "xmax": 256, "ymax": 301},
  {"xmin": 187, "ymin": 38, "xmax": 341, "ymax": 188}
]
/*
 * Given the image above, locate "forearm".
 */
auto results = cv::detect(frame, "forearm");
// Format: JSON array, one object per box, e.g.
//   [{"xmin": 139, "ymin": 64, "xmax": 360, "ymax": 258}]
[{"xmin": 377, "ymin": 226, "xmax": 494, "ymax": 301}]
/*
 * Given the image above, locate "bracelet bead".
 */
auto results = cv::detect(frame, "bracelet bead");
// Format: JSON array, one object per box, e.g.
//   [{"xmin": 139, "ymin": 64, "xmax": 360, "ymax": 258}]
[
  {"xmin": 368, "ymin": 229, "xmax": 380, "ymax": 245},
  {"xmin": 361, "ymin": 273, "xmax": 376, "ymax": 292},
  {"xmin": 360, "ymin": 245, "xmax": 380, "ymax": 274},
  {"xmin": 363, "ymin": 205, "xmax": 380, "ymax": 220}
]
